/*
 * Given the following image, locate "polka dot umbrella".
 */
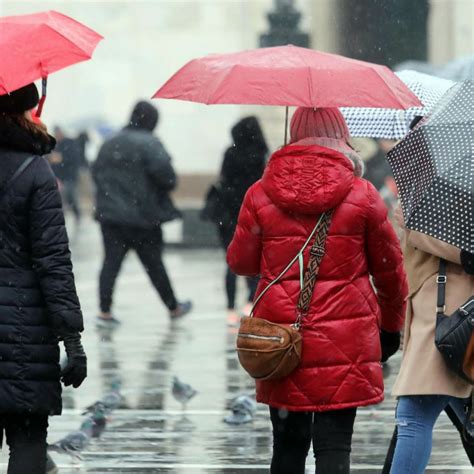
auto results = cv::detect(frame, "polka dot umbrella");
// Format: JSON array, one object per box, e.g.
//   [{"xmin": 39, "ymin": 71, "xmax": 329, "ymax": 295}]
[
  {"xmin": 341, "ymin": 70, "xmax": 455, "ymax": 139},
  {"xmin": 388, "ymin": 80, "xmax": 474, "ymax": 252}
]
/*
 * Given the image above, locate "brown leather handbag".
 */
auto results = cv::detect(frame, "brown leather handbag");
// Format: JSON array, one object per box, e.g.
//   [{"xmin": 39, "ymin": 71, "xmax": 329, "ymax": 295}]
[{"xmin": 236, "ymin": 211, "xmax": 333, "ymax": 381}]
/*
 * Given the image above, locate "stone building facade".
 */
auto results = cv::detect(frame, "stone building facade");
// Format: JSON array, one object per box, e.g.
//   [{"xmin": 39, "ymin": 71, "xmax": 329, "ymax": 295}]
[{"xmin": 0, "ymin": 0, "xmax": 471, "ymax": 198}]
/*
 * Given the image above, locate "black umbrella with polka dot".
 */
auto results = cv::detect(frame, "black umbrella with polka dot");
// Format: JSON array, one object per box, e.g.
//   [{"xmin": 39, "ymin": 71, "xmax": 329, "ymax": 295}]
[{"xmin": 388, "ymin": 80, "xmax": 474, "ymax": 253}]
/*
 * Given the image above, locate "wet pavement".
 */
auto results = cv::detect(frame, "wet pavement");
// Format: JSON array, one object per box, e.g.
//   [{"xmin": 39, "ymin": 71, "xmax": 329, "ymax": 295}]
[{"xmin": 0, "ymin": 217, "xmax": 472, "ymax": 473}]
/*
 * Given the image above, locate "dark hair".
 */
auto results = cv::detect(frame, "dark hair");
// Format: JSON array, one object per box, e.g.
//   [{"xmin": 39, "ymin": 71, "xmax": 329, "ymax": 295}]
[{"xmin": 0, "ymin": 112, "xmax": 49, "ymax": 140}]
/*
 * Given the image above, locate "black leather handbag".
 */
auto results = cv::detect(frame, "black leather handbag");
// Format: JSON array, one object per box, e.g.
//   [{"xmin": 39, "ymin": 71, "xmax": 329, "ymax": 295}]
[
  {"xmin": 435, "ymin": 259, "xmax": 474, "ymax": 384},
  {"xmin": 200, "ymin": 183, "xmax": 224, "ymax": 223}
]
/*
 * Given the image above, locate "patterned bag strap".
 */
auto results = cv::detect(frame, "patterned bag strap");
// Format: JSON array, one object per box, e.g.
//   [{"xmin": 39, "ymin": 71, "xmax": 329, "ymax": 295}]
[
  {"xmin": 295, "ymin": 210, "xmax": 334, "ymax": 327},
  {"xmin": 250, "ymin": 212, "xmax": 328, "ymax": 318}
]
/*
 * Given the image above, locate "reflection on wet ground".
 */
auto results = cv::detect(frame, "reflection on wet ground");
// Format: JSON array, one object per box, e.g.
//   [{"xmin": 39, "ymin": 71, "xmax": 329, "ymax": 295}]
[{"xmin": 0, "ymin": 218, "xmax": 472, "ymax": 473}]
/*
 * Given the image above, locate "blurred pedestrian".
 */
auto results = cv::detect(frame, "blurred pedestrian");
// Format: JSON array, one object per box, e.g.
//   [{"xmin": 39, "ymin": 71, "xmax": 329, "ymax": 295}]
[
  {"xmin": 364, "ymin": 139, "xmax": 395, "ymax": 191},
  {"xmin": 388, "ymin": 207, "xmax": 474, "ymax": 473},
  {"xmin": 50, "ymin": 126, "xmax": 87, "ymax": 223},
  {"xmin": 92, "ymin": 101, "xmax": 191, "ymax": 327},
  {"xmin": 76, "ymin": 131, "xmax": 90, "ymax": 164},
  {"xmin": 227, "ymin": 107, "xmax": 408, "ymax": 474},
  {"xmin": 351, "ymin": 137, "xmax": 398, "ymax": 216},
  {"xmin": 0, "ymin": 83, "xmax": 87, "ymax": 474},
  {"xmin": 204, "ymin": 117, "xmax": 267, "ymax": 320}
]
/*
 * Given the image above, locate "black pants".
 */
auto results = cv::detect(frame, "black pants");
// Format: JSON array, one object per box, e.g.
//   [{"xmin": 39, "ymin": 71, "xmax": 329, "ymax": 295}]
[
  {"xmin": 99, "ymin": 223, "xmax": 178, "ymax": 312},
  {"xmin": 219, "ymin": 225, "xmax": 258, "ymax": 310},
  {"xmin": 61, "ymin": 179, "xmax": 81, "ymax": 220},
  {"xmin": 225, "ymin": 269, "xmax": 258, "ymax": 310},
  {"xmin": 0, "ymin": 414, "xmax": 48, "ymax": 474},
  {"xmin": 270, "ymin": 406, "xmax": 357, "ymax": 474}
]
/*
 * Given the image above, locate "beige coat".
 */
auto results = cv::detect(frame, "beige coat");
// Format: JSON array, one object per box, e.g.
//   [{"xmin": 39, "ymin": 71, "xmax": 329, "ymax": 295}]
[{"xmin": 392, "ymin": 230, "xmax": 474, "ymax": 398}]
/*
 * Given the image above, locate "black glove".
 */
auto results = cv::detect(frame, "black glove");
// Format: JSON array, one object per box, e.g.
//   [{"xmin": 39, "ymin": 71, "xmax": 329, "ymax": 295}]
[
  {"xmin": 461, "ymin": 250, "xmax": 474, "ymax": 275},
  {"xmin": 380, "ymin": 330, "xmax": 401, "ymax": 363},
  {"xmin": 61, "ymin": 333, "xmax": 87, "ymax": 388}
]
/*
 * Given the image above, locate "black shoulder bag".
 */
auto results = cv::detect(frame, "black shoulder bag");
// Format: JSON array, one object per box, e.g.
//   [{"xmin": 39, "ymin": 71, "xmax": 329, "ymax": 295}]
[
  {"xmin": 435, "ymin": 258, "xmax": 474, "ymax": 384},
  {"xmin": 200, "ymin": 183, "xmax": 225, "ymax": 223}
]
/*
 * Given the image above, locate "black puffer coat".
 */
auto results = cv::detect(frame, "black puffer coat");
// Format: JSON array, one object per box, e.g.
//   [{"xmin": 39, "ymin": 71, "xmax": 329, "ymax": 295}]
[
  {"xmin": 0, "ymin": 118, "xmax": 83, "ymax": 415},
  {"xmin": 93, "ymin": 128, "xmax": 180, "ymax": 229}
]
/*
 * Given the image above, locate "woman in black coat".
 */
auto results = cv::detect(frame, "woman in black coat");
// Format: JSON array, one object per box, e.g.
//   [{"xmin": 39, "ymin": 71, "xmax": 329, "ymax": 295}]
[
  {"xmin": 0, "ymin": 83, "xmax": 87, "ymax": 473},
  {"xmin": 217, "ymin": 116, "xmax": 268, "ymax": 318}
]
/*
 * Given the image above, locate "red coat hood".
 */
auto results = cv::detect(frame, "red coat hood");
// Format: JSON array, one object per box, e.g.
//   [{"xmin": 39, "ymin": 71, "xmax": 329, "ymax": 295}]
[{"xmin": 261, "ymin": 144, "xmax": 354, "ymax": 215}]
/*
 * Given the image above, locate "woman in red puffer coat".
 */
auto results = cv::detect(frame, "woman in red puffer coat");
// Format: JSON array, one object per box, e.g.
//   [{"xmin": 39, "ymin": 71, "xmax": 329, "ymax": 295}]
[{"xmin": 227, "ymin": 107, "xmax": 408, "ymax": 474}]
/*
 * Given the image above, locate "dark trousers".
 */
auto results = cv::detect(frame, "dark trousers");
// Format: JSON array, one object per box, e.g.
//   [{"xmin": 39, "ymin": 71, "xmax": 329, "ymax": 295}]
[
  {"xmin": 0, "ymin": 414, "xmax": 48, "ymax": 474},
  {"xmin": 61, "ymin": 179, "xmax": 81, "ymax": 220},
  {"xmin": 99, "ymin": 223, "xmax": 178, "ymax": 312},
  {"xmin": 225, "ymin": 269, "xmax": 258, "ymax": 310},
  {"xmin": 269, "ymin": 406, "xmax": 357, "ymax": 474},
  {"xmin": 219, "ymin": 225, "xmax": 258, "ymax": 310}
]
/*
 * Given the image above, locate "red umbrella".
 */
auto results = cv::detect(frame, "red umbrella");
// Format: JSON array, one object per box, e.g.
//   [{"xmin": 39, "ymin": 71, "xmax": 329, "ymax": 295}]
[
  {"xmin": 0, "ymin": 10, "xmax": 103, "ymax": 115},
  {"xmin": 154, "ymin": 45, "xmax": 421, "ymax": 109}
]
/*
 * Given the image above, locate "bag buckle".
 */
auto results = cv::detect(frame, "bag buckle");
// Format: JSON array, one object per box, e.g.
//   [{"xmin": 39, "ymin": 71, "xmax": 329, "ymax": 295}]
[
  {"xmin": 436, "ymin": 275, "xmax": 447, "ymax": 284},
  {"xmin": 459, "ymin": 298, "xmax": 474, "ymax": 315},
  {"xmin": 293, "ymin": 312, "xmax": 304, "ymax": 330},
  {"xmin": 436, "ymin": 305, "xmax": 446, "ymax": 314}
]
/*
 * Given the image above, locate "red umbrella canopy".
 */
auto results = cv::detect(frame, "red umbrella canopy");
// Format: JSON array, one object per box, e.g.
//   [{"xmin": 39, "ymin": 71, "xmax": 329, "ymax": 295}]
[
  {"xmin": 154, "ymin": 45, "xmax": 421, "ymax": 109},
  {"xmin": 0, "ymin": 10, "xmax": 103, "ymax": 94}
]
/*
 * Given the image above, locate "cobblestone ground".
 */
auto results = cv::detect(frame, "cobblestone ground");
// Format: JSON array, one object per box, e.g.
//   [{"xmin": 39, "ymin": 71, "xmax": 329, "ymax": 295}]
[{"xmin": 0, "ymin": 218, "xmax": 472, "ymax": 473}]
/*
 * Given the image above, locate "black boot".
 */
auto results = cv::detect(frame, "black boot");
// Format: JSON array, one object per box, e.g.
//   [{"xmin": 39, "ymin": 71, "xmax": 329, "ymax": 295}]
[
  {"xmin": 382, "ymin": 426, "xmax": 398, "ymax": 474},
  {"xmin": 445, "ymin": 404, "xmax": 474, "ymax": 466}
]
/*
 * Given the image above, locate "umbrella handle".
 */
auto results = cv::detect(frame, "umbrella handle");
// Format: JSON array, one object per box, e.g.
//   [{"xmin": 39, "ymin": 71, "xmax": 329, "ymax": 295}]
[
  {"xmin": 284, "ymin": 106, "xmax": 289, "ymax": 145},
  {"xmin": 35, "ymin": 77, "xmax": 48, "ymax": 118}
]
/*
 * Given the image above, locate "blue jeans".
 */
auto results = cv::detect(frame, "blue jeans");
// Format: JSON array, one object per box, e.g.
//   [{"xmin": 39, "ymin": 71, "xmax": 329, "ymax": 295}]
[{"xmin": 390, "ymin": 395, "xmax": 467, "ymax": 473}]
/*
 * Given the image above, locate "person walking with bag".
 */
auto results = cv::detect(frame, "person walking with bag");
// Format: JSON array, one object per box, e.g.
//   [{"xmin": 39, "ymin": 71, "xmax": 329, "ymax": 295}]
[
  {"xmin": 203, "ymin": 116, "xmax": 268, "ymax": 320},
  {"xmin": 0, "ymin": 83, "xmax": 87, "ymax": 473},
  {"xmin": 93, "ymin": 101, "xmax": 192, "ymax": 326},
  {"xmin": 227, "ymin": 107, "xmax": 408, "ymax": 474},
  {"xmin": 388, "ymin": 207, "xmax": 474, "ymax": 473}
]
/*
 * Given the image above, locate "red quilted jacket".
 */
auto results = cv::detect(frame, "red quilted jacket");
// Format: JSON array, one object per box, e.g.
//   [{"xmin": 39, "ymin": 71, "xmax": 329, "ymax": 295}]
[{"xmin": 227, "ymin": 144, "xmax": 408, "ymax": 412}]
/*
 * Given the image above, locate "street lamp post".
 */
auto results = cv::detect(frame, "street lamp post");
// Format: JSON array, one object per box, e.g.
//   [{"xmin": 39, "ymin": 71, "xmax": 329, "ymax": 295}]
[{"xmin": 259, "ymin": 0, "xmax": 310, "ymax": 48}]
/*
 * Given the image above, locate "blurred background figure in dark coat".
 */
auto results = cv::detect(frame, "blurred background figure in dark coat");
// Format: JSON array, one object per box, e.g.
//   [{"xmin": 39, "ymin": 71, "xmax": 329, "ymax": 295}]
[
  {"xmin": 204, "ymin": 116, "xmax": 268, "ymax": 322},
  {"xmin": 93, "ymin": 101, "xmax": 192, "ymax": 328}
]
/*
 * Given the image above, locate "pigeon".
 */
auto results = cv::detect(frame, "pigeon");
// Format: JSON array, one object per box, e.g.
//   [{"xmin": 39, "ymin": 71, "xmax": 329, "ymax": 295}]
[
  {"xmin": 82, "ymin": 402, "xmax": 108, "ymax": 438},
  {"xmin": 224, "ymin": 395, "xmax": 257, "ymax": 425},
  {"xmin": 172, "ymin": 376, "xmax": 197, "ymax": 410},
  {"xmin": 86, "ymin": 378, "xmax": 122, "ymax": 414},
  {"xmin": 48, "ymin": 418, "xmax": 94, "ymax": 461},
  {"xmin": 101, "ymin": 378, "xmax": 123, "ymax": 411}
]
